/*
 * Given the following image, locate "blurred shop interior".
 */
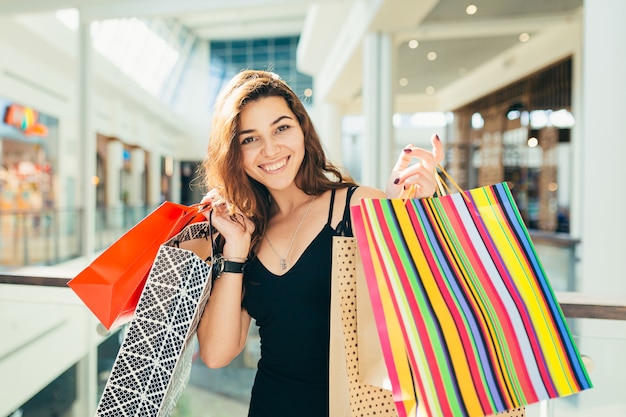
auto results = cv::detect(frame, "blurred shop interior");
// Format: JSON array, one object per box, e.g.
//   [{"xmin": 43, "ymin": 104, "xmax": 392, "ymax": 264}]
[{"xmin": 0, "ymin": 1, "xmax": 625, "ymax": 417}]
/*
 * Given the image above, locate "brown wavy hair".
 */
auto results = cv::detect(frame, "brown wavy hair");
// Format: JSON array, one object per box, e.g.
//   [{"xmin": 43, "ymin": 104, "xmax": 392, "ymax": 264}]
[{"xmin": 201, "ymin": 70, "xmax": 356, "ymax": 251}]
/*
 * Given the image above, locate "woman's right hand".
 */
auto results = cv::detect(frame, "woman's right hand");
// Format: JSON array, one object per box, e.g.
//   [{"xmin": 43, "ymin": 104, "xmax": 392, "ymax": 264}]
[{"xmin": 201, "ymin": 189, "xmax": 254, "ymax": 258}]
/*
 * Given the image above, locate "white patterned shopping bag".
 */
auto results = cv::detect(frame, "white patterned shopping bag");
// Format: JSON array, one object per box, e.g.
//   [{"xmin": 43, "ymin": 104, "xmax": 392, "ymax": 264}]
[{"xmin": 96, "ymin": 222, "xmax": 214, "ymax": 417}]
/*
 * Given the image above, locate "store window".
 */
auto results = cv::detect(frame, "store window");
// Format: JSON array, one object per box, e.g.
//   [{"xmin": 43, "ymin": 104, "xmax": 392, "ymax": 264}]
[
  {"xmin": 452, "ymin": 57, "xmax": 573, "ymax": 234},
  {"xmin": 208, "ymin": 36, "xmax": 313, "ymax": 108},
  {"xmin": 0, "ymin": 99, "xmax": 57, "ymax": 214},
  {"xmin": 0, "ymin": 98, "xmax": 60, "ymax": 266}
]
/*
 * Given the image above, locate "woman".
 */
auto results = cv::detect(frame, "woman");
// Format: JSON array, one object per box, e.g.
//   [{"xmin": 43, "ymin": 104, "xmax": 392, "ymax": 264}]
[{"xmin": 197, "ymin": 70, "xmax": 443, "ymax": 417}]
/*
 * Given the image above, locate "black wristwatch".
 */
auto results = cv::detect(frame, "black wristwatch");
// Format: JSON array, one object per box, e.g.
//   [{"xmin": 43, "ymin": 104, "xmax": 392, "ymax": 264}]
[{"xmin": 213, "ymin": 255, "xmax": 246, "ymax": 278}]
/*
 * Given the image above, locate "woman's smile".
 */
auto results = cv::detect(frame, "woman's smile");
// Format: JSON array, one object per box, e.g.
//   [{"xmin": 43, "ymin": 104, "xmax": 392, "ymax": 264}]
[{"xmin": 260, "ymin": 156, "xmax": 289, "ymax": 173}]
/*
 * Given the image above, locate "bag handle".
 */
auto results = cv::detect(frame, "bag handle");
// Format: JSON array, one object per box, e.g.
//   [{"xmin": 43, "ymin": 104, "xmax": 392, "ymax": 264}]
[{"xmin": 400, "ymin": 164, "xmax": 470, "ymax": 203}]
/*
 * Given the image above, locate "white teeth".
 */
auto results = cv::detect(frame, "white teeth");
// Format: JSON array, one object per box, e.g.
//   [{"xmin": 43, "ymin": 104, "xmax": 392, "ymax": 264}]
[{"xmin": 262, "ymin": 159, "xmax": 287, "ymax": 172}]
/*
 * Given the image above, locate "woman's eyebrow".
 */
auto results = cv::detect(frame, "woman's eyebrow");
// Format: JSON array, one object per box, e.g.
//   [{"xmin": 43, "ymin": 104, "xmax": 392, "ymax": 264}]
[
  {"xmin": 239, "ymin": 115, "xmax": 293, "ymax": 136},
  {"xmin": 271, "ymin": 115, "xmax": 293, "ymax": 125}
]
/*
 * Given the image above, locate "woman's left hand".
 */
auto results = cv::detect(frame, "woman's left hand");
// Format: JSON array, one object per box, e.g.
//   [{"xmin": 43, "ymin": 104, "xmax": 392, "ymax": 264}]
[{"xmin": 385, "ymin": 134, "xmax": 445, "ymax": 199}]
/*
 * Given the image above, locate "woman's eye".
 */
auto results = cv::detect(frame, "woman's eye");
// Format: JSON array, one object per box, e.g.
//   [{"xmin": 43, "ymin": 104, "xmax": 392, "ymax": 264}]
[
  {"xmin": 276, "ymin": 125, "xmax": 290, "ymax": 133},
  {"xmin": 241, "ymin": 136, "xmax": 256, "ymax": 145}
]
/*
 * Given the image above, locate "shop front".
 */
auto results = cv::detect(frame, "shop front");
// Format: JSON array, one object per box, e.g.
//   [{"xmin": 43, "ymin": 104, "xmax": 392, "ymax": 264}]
[{"xmin": 0, "ymin": 97, "xmax": 60, "ymax": 267}]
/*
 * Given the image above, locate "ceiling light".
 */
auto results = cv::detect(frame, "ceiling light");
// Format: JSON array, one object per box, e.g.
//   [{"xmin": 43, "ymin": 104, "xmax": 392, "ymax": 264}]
[
  {"xmin": 519, "ymin": 32, "xmax": 530, "ymax": 42},
  {"xmin": 527, "ymin": 137, "xmax": 539, "ymax": 148},
  {"xmin": 471, "ymin": 112, "xmax": 484, "ymax": 129},
  {"xmin": 425, "ymin": 86, "xmax": 436, "ymax": 95},
  {"xmin": 530, "ymin": 110, "xmax": 548, "ymax": 129},
  {"xmin": 408, "ymin": 40, "xmax": 419, "ymax": 49},
  {"xmin": 507, "ymin": 110, "xmax": 521, "ymax": 120},
  {"xmin": 427, "ymin": 51, "xmax": 437, "ymax": 61},
  {"xmin": 550, "ymin": 109, "xmax": 575, "ymax": 128},
  {"xmin": 304, "ymin": 88, "xmax": 313, "ymax": 97},
  {"xmin": 466, "ymin": 5, "xmax": 478, "ymax": 15},
  {"xmin": 410, "ymin": 112, "xmax": 448, "ymax": 127},
  {"xmin": 399, "ymin": 78, "xmax": 409, "ymax": 87}
]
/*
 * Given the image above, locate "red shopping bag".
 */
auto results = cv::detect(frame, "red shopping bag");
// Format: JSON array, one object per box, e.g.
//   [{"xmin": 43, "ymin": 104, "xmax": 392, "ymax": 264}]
[{"xmin": 68, "ymin": 201, "xmax": 208, "ymax": 330}]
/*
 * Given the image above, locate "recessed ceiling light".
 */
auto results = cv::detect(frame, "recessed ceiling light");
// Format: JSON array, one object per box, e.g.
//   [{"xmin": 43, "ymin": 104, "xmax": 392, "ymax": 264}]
[
  {"xmin": 427, "ymin": 51, "xmax": 437, "ymax": 61},
  {"xmin": 426, "ymin": 86, "xmax": 436, "ymax": 95},
  {"xmin": 399, "ymin": 78, "xmax": 409, "ymax": 87},
  {"xmin": 466, "ymin": 5, "xmax": 478, "ymax": 15},
  {"xmin": 304, "ymin": 88, "xmax": 313, "ymax": 97},
  {"xmin": 519, "ymin": 32, "xmax": 530, "ymax": 42},
  {"xmin": 408, "ymin": 39, "xmax": 419, "ymax": 49}
]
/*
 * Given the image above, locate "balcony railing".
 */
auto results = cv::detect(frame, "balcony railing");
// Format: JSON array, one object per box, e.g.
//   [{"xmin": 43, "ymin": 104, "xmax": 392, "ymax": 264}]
[
  {"xmin": 1, "ymin": 266, "xmax": 624, "ymax": 417},
  {"xmin": 0, "ymin": 205, "xmax": 158, "ymax": 269},
  {"xmin": 0, "ymin": 206, "xmax": 622, "ymax": 416}
]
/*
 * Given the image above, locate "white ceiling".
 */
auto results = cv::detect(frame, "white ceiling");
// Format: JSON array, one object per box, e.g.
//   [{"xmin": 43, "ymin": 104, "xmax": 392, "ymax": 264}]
[{"xmin": 0, "ymin": 0, "xmax": 583, "ymax": 108}]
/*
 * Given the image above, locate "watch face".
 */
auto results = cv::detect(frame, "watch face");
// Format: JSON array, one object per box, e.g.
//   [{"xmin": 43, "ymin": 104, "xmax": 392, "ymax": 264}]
[{"xmin": 213, "ymin": 256, "xmax": 245, "ymax": 276}]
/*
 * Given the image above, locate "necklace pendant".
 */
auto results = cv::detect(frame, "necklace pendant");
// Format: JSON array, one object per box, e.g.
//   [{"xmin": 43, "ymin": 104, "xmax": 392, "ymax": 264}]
[{"xmin": 279, "ymin": 258, "xmax": 287, "ymax": 270}]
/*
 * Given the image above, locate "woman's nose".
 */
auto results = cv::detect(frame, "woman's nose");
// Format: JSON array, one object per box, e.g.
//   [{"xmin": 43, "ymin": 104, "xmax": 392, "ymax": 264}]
[{"xmin": 261, "ymin": 136, "xmax": 280, "ymax": 156}]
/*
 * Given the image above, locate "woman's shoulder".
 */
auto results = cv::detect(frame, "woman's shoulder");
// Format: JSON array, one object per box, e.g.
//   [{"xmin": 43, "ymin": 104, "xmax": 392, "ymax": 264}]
[{"xmin": 350, "ymin": 185, "xmax": 386, "ymax": 202}]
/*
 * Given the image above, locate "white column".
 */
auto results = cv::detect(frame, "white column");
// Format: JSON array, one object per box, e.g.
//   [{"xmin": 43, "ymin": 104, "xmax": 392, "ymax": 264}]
[
  {"xmin": 130, "ymin": 148, "xmax": 145, "ymax": 206},
  {"xmin": 578, "ymin": 1, "xmax": 626, "ymax": 413},
  {"xmin": 148, "ymin": 150, "xmax": 162, "ymax": 206},
  {"xmin": 170, "ymin": 155, "xmax": 181, "ymax": 203},
  {"xmin": 311, "ymin": 99, "xmax": 343, "ymax": 168},
  {"xmin": 362, "ymin": 32, "xmax": 394, "ymax": 189},
  {"xmin": 579, "ymin": 0, "xmax": 626, "ymax": 296},
  {"xmin": 76, "ymin": 13, "xmax": 98, "ymax": 417},
  {"xmin": 78, "ymin": 16, "xmax": 96, "ymax": 260},
  {"xmin": 106, "ymin": 140, "xmax": 123, "ymax": 208}
]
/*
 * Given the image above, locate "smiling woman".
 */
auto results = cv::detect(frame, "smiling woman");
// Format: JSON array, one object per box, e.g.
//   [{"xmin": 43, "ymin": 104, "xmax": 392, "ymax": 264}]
[{"xmin": 193, "ymin": 69, "xmax": 443, "ymax": 417}]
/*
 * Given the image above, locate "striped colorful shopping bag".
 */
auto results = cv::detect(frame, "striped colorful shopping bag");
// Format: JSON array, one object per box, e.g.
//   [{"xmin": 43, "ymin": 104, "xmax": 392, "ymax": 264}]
[{"xmin": 351, "ymin": 175, "xmax": 592, "ymax": 417}]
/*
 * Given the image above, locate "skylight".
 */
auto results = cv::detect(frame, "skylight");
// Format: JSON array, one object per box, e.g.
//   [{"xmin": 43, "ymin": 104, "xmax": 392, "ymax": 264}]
[{"xmin": 56, "ymin": 9, "xmax": 180, "ymax": 98}]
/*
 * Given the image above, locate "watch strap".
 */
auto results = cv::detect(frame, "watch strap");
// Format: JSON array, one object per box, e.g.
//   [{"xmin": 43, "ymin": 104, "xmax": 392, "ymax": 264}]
[
  {"xmin": 222, "ymin": 259, "xmax": 246, "ymax": 273},
  {"xmin": 213, "ymin": 255, "xmax": 247, "ymax": 278}
]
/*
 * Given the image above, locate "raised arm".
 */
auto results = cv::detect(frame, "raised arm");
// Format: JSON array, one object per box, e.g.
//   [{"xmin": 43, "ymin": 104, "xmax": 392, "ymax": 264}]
[{"xmin": 385, "ymin": 134, "xmax": 445, "ymax": 199}]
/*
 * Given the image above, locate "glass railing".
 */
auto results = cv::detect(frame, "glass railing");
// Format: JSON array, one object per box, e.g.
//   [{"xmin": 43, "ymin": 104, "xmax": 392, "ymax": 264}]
[
  {"xmin": 2, "ymin": 210, "xmax": 620, "ymax": 417},
  {"xmin": 0, "ymin": 209, "xmax": 81, "ymax": 268},
  {"xmin": 525, "ymin": 318, "xmax": 626, "ymax": 417},
  {"xmin": 0, "ymin": 205, "xmax": 159, "ymax": 270},
  {"xmin": 1, "ymin": 277, "xmax": 624, "ymax": 416}
]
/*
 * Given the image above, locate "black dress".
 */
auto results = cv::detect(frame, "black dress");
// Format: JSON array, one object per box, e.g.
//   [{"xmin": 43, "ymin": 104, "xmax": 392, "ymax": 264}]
[{"xmin": 242, "ymin": 187, "xmax": 356, "ymax": 417}]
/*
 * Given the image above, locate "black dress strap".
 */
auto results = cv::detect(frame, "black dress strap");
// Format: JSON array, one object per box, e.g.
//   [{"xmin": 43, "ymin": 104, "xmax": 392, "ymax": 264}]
[
  {"xmin": 327, "ymin": 189, "xmax": 337, "ymax": 225},
  {"xmin": 335, "ymin": 186, "xmax": 358, "ymax": 237}
]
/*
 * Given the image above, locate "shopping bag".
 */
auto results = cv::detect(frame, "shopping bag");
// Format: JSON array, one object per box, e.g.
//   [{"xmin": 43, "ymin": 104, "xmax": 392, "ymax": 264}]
[
  {"xmin": 329, "ymin": 236, "xmax": 403, "ymax": 417},
  {"xmin": 96, "ymin": 221, "xmax": 214, "ymax": 417},
  {"xmin": 68, "ymin": 201, "xmax": 207, "ymax": 330},
  {"xmin": 351, "ymin": 171, "xmax": 592, "ymax": 417},
  {"xmin": 331, "ymin": 237, "xmax": 524, "ymax": 417}
]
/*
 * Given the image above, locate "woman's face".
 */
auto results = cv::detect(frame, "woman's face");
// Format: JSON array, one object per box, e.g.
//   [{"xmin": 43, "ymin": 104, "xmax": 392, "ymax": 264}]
[{"xmin": 238, "ymin": 96, "xmax": 305, "ymax": 192}]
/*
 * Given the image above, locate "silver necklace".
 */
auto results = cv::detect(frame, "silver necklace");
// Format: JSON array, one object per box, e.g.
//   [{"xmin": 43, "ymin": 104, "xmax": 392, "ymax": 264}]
[{"xmin": 265, "ymin": 195, "xmax": 317, "ymax": 270}]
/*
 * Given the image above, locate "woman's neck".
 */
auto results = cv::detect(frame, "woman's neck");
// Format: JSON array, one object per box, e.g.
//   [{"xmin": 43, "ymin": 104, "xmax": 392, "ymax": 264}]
[{"xmin": 269, "ymin": 187, "xmax": 314, "ymax": 219}]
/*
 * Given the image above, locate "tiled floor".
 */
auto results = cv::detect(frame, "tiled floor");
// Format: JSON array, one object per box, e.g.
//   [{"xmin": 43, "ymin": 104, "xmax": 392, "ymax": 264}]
[
  {"xmin": 173, "ymin": 356, "xmax": 256, "ymax": 417},
  {"xmin": 174, "ymin": 384, "xmax": 249, "ymax": 417}
]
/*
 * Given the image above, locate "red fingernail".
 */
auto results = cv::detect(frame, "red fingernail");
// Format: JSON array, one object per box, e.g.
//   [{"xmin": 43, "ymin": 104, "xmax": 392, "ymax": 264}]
[
  {"xmin": 393, "ymin": 178, "xmax": 400, "ymax": 185},
  {"xmin": 403, "ymin": 148, "xmax": 412, "ymax": 153}
]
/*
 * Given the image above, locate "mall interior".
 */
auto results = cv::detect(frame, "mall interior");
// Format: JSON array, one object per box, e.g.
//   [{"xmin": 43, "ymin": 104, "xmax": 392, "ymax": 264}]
[{"xmin": 0, "ymin": 0, "xmax": 625, "ymax": 416}]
